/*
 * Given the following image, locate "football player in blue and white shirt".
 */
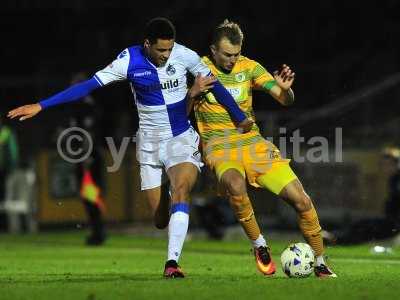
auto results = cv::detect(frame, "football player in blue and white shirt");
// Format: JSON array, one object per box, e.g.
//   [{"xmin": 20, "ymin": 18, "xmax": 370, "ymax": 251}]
[{"xmin": 8, "ymin": 17, "xmax": 254, "ymax": 278}]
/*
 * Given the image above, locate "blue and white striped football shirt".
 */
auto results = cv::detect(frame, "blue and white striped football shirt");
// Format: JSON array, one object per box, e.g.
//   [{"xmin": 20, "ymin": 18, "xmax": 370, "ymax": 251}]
[{"xmin": 95, "ymin": 43, "xmax": 211, "ymax": 138}]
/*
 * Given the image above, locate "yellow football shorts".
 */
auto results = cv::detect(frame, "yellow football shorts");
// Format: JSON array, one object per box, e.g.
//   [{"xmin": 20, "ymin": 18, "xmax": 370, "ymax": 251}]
[{"xmin": 204, "ymin": 135, "xmax": 297, "ymax": 195}]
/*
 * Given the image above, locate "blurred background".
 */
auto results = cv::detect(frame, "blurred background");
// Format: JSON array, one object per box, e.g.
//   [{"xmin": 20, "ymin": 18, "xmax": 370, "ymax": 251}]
[{"xmin": 0, "ymin": 0, "xmax": 399, "ymax": 242}]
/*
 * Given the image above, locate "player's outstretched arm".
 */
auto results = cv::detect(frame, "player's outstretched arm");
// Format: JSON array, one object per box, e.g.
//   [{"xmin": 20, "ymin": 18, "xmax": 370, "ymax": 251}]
[
  {"xmin": 186, "ymin": 74, "xmax": 253, "ymax": 132},
  {"xmin": 210, "ymin": 80, "xmax": 254, "ymax": 133},
  {"xmin": 7, "ymin": 77, "xmax": 101, "ymax": 121},
  {"xmin": 270, "ymin": 64, "xmax": 295, "ymax": 106}
]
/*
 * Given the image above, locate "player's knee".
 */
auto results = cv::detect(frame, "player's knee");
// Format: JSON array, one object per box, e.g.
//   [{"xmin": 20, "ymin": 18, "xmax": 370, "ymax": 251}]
[
  {"xmin": 229, "ymin": 194, "xmax": 251, "ymax": 213},
  {"xmin": 170, "ymin": 181, "xmax": 191, "ymax": 202},
  {"xmin": 293, "ymin": 194, "xmax": 312, "ymax": 212},
  {"xmin": 225, "ymin": 175, "xmax": 246, "ymax": 196}
]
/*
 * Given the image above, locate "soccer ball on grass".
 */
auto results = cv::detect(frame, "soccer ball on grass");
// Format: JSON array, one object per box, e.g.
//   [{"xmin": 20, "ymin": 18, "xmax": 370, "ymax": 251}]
[{"xmin": 280, "ymin": 242, "xmax": 314, "ymax": 278}]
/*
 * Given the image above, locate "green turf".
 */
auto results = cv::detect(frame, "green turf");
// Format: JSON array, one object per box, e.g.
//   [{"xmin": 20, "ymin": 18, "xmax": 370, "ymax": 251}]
[{"xmin": 0, "ymin": 232, "xmax": 399, "ymax": 300}]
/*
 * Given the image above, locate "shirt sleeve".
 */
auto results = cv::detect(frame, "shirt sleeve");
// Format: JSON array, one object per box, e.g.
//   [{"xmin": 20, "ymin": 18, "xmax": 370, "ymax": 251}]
[
  {"xmin": 252, "ymin": 61, "xmax": 276, "ymax": 91},
  {"xmin": 94, "ymin": 49, "xmax": 130, "ymax": 86},
  {"xmin": 39, "ymin": 78, "xmax": 101, "ymax": 109},
  {"xmin": 182, "ymin": 46, "xmax": 212, "ymax": 77}
]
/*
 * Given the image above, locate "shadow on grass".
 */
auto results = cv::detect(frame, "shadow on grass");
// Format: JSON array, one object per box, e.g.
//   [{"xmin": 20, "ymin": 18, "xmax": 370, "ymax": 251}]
[
  {"xmin": 0, "ymin": 273, "xmax": 164, "ymax": 284},
  {"xmin": 0, "ymin": 272, "xmax": 296, "ymax": 284}
]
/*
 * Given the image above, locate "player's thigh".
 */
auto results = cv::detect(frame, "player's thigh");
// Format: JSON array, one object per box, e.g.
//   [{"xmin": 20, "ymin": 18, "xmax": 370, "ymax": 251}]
[
  {"xmin": 140, "ymin": 164, "xmax": 163, "ymax": 211},
  {"xmin": 217, "ymin": 161, "xmax": 247, "ymax": 196},
  {"xmin": 140, "ymin": 164, "xmax": 163, "ymax": 190},
  {"xmin": 255, "ymin": 162, "xmax": 297, "ymax": 195},
  {"xmin": 163, "ymin": 127, "xmax": 203, "ymax": 172},
  {"xmin": 167, "ymin": 162, "xmax": 198, "ymax": 193}
]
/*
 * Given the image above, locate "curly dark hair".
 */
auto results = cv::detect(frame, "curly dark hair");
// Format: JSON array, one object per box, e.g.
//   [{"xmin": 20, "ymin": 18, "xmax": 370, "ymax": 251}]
[{"xmin": 145, "ymin": 17, "xmax": 176, "ymax": 44}]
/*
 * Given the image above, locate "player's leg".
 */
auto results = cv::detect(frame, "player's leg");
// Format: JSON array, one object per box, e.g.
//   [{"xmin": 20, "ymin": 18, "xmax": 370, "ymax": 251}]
[
  {"xmin": 136, "ymin": 128, "xmax": 171, "ymax": 230},
  {"xmin": 155, "ymin": 182, "xmax": 171, "ymax": 229},
  {"xmin": 162, "ymin": 162, "xmax": 198, "ymax": 278},
  {"xmin": 140, "ymin": 164, "xmax": 170, "ymax": 229},
  {"xmin": 217, "ymin": 161, "xmax": 275, "ymax": 275},
  {"xmin": 279, "ymin": 179, "xmax": 337, "ymax": 277},
  {"xmin": 143, "ymin": 182, "xmax": 171, "ymax": 229},
  {"xmin": 256, "ymin": 165, "xmax": 337, "ymax": 277},
  {"xmin": 161, "ymin": 127, "xmax": 203, "ymax": 278},
  {"xmin": 141, "ymin": 185, "xmax": 168, "ymax": 229}
]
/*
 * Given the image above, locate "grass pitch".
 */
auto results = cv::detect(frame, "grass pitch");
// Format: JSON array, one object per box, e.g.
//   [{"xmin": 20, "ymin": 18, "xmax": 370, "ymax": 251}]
[{"xmin": 0, "ymin": 231, "xmax": 399, "ymax": 300}]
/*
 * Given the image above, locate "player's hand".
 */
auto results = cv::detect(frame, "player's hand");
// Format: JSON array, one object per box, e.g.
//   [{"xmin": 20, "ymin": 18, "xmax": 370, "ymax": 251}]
[
  {"xmin": 237, "ymin": 117, "xmax": 254, "ymax": 133},
  {"xmin": 189, "ymin": 74, "xmax": 217, "ymax": 99},
  {"xmin": 7, "ymin": 103, "xmax": 42, "ymax": 121},
  {"xmin": 273, "ymin": 64, "xmax": 295, "ymax": 90}
]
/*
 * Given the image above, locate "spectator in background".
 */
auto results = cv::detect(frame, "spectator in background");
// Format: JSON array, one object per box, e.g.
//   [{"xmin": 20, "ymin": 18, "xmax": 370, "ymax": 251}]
[
  {"xmin": 69, "ymin": 72, "xmax": 107, "ymax": 246},
  {"xmin": 0, "ymin": 117, "xmax": 19, "ymax": 201},
  {"xmin": 325, "ymin": 146, "xmax": 400, "ymax": 245},
  {"xmin": 382, "ymin": 147, "xmax": 400, "ymax": 226}
]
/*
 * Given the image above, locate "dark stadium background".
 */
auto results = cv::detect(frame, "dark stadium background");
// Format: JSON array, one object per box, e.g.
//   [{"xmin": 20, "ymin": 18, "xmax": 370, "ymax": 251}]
[{"xmin": 1, "ymin": 0, "xmax": 399, "ymax": 230}]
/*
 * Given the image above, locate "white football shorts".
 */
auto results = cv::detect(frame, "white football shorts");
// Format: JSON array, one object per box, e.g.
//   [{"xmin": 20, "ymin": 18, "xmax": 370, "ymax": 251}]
[{"xmin": 136, "ymin": 127, "xmax": 203, "ymax": 190}]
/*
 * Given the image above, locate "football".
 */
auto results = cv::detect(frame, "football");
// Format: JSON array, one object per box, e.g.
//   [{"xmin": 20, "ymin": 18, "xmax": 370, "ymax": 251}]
[{"xmin": 280, "ymin": 243, "xmax": 315, "ymax": 278}]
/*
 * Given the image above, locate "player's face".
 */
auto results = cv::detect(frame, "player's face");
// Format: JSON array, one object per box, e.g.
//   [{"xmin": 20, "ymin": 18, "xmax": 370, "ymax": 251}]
[
  {"xmin": 211, "ymin": 38, "xmax": 241, "ymax": 72},
  {"xmin": 144, "ymin": 39, "xmax": 174, "ymax": 67}
]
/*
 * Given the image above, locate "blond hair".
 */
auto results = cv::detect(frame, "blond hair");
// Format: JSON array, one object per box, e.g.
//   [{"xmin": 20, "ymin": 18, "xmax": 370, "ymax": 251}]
[{"xmin": 212, "ymin": 19, "xmax": 244, "ymax": 46}]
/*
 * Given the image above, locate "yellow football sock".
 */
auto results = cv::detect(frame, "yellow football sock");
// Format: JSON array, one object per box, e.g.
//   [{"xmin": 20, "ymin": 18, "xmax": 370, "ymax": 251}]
[
  {"xmin": 298, "ymin": 206, "xmax": 324, "ymax": 256},
  {"xmin": 229, "ymin": 195, "xmax": 261, "ymax": 241}
]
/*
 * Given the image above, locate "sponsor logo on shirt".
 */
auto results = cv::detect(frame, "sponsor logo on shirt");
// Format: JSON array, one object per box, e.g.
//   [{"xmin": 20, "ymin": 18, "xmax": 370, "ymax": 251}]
[
  {"xmin": 143, "ymin": 79, "xmax": 180, "ymax": 92},
  {"xmin": 161, "ymin": 79, "xmax": 179, "ymax": 90},
  {"xmin": 226, "ymin": 87, "xmax": 241, "ymax": 100},
  {"xmin": 133, "ymin": 71, "xmax": 152, "ymax": 77}
]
